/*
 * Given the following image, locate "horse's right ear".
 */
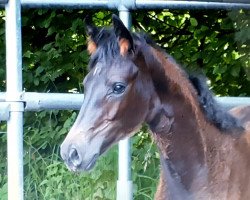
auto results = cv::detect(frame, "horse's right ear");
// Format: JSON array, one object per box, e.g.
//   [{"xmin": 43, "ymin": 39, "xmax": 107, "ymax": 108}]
[{"xmin": 85, "ymin": 16, "xmax": 99, "ymax": 54}]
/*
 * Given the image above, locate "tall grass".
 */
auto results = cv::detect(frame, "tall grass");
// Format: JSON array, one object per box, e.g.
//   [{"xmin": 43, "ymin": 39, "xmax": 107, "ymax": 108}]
[{"xmin": 0, "ymin": 113, "xmax": 159, "ymax": 199}]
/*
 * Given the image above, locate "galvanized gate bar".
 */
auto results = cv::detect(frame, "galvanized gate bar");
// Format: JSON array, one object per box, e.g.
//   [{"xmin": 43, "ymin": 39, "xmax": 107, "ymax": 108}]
[
  {"xmin": 20, "ymin": 0, "xmax": 109, "ymax": 9},
  {"xmin": 0, "ymin": 92, "xmax": 84, "ymax": 111},
  {"xmin": 1, "ymin": 92, "xmax": 250, "ymax": 111},
  {"xmin": 0, "ymin": 103, "xmax": 10, "ymax": 121},
  {"xmin": 116, "ymin": 10, "xmax": 133, "ymax": 200},
  {"xmin": 19, "ymin": 0, "xmax": 250, "ymax": 10},
  {"xmin": 1, "ymin": 0, "xmax": 250, "ymax": 9},
  {"xmin": 216, "ymin": 97, "xmax": 250, "ymax": 110},
  {"xmin": 22, "ymin": 93, "xmax": 84, "ymax": 111},
  {"xmin": 136, "ymin": 0, "xmax": 250, "ymax": 10},
  {"xmin": 5, "ymin": 0, "xmax": 24, "ymax": 200}
]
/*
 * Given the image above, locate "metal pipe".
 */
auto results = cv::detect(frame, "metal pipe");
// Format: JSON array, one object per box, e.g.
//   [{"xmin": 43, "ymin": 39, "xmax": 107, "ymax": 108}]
[
  {"xmin": 116, "ymin": 10, "xmax": 133, "ymax": 200},
  {"xmin": 5, "ymin": 0, "xmax": 24, "ymax": 199},
  {"xmin": 0, "ymin": 92, "xmax": 84, "ymax": 111},
  {"xmin": 21, "ymin": 92, "xmax": 84, "ymax": 111},
  {"xmin": 20, "ymin": 0, "xmax": 109, "ymax": 9},
  {"xmin": 136, "ymin": 0, "xmax": 250, "ymax": 10},
  {"xmin": 1, "ymin": 0, "xmax": 250, "ymax": 9},
  {"xmin": 215, "ymin": 97, "xmax": 250, "ymax": 110},
  {"xmin": 0, "ymin": 92, "xmax": 250, "ymax": 111},
  {"xmin": 0, "ymin": 92, "xmax": 5, "ymax": 101},
  {"xmin": 18, "ymin": 0, "xmax": 250, "ymax": 10},
  {"xmin": 0, "ymin": 103, "xmax": 10, "ymax": 121}
]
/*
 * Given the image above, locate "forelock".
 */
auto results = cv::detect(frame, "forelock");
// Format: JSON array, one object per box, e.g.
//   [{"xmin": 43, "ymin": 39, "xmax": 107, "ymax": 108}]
[{"xmin": 88, "ymin": 28, "xmax": 120, "ymax": 70}]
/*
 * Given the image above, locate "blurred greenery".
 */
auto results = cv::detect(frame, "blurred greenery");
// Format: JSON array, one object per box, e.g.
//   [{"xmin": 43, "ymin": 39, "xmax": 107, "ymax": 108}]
[{"xmin": 0, "ymin": 8, "xmax": 249, "ymax": 200}]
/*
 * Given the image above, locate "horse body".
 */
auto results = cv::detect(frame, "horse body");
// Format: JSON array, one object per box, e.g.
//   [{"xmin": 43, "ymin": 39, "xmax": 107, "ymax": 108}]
[
  {"xmin": 141, "ymin": 47, "xmax": 250, "ymax": 199},
  {"xmin": 60, "ymin": 15, "xmax": 250, "ymax": 199},
  {"xmin": 153, "ymin": 98, "xmax": 250, "ymax": 199}
]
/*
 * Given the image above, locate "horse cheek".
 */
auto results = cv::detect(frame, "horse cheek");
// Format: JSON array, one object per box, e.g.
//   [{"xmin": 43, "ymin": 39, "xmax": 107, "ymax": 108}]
[{"xmin": 123, "ymin": 89, "xmax": 148, "ymax": 129}]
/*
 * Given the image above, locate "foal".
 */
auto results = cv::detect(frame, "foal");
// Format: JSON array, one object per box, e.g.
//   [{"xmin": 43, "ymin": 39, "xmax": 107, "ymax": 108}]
[{"xmin": 60, "ymin": 15, "xmax": 250, "ymax": 199}]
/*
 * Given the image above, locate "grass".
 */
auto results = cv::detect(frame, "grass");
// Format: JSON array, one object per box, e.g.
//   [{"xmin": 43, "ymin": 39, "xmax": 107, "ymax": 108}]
[{"xmin": 0, "ymin": 112, "xmax": 159, "ymax": 200}]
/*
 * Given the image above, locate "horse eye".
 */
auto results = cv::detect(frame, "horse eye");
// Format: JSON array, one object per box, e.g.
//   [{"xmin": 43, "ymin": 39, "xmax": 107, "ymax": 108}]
[{"xmin": 113, "ymin": 82, "xmax": 126, "ymax": 94}]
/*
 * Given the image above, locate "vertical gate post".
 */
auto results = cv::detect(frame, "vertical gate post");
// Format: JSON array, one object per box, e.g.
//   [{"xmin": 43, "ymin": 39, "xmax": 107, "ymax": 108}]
[
  {"xmin": 5, "ymin": 0, "xmax": 24, "ymax": 199},
  {"xmin": 116, "ymin": 9, "xmax": 133, "ymax": 200}
]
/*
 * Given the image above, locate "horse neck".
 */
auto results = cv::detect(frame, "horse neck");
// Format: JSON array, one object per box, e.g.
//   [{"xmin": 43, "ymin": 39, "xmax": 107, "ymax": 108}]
[{"xmin": 146, "ymin": 47, "xmax": 222, "ymax": 188}]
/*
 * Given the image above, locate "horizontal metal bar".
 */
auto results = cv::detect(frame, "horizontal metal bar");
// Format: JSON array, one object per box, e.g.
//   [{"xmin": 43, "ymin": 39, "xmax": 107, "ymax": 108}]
[
  {"xmin": 0, "ymin": 102, "xmax": 10, "ymax": 121},
  {"xmin": 0, "ymin": 92, "xmax": 5, "ymax": 102},
  {"xmin": 0, "ymin": 92, "xmax": 250, "ymax": 112},
  {"xmin": 20, "ymin": 0, "xmax": 109, "ymax": 9},
  {"xmin": 215, "ymin": 96, "xmax": 250, "ymax": 110},
  {"xmin": 1, "ymin": 0, "xmax": 250, "ymax": 10},
  {"xmin": 20, "ymin": 92, "xmax": 84, "ymax": 111},
  {"xmin": 0, "ymin": 92, "xmax": 84, "ymax": 111},
  {"xmin": 136, "ymin": 1, "xmax": 250, "ymax": 10}
]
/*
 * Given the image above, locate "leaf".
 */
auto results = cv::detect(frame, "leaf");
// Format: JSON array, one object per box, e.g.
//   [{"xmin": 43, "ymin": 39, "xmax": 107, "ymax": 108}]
[
  {"xmin": 190, "ymin": 17, "xmax": 198, "ymax": 27},
  {"xmin": 34, "ymin": 78, "xmax": 39, "ymax": 86},
  {"xmin": 35, "ymin": 66, "xmax": 44, "ymax": 76},
  {"xmin": 47, "ymin": 27, "xmax": 56, "ymax": 36},
  {"xmin": 43, "ymin": 43, "xmax": 53, "ymax": 51},
  {"xmin": 230, "ymin": 66, "xmax": 241, "ymax": 77},
  {"xmin": 23, "ymin": 50, "xmax": 33, "ymax": 58}
]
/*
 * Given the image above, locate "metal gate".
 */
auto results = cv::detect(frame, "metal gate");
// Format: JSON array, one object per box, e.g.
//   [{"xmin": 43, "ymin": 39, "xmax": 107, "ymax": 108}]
[{"xmin": 0, "ymin": 1, "xmax": 250, "ymax": 200}]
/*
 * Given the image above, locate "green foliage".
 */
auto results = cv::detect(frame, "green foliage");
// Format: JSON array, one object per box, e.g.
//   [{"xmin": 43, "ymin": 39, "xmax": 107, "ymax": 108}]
[
  {"xmin": 134, "ymin": 10, "xmax": 250, "ymax": 96},
  {"xmin": 0, "ymin": 8, "xmax": 249, "ymax": 200},
  {"xmin": 132, "ymin": 127, "xmax": 159, "ymax": 200},
  {"xmin": 24, "ymin": 142, "xmax": 118, "ymax": 200}
]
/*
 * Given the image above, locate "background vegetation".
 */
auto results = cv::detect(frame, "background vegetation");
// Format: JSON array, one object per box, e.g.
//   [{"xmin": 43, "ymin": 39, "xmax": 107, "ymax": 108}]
[{"xmin": 0, "ymin": 8, "xmax": 249, "ymax": 200}]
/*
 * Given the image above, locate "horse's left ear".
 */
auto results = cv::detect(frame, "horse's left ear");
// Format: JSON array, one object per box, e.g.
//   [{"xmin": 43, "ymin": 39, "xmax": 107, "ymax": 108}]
[
  {"xmin": 112, "ymin": 14, "xmax": 134, "ymax": 56},
  {"xmin": 85, "ymin": 16, "xmax": 99, "ymax": 54}
]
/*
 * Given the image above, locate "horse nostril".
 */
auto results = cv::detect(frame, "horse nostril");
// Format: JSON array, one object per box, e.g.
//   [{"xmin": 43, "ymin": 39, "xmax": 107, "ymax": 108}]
[{"xmin": 69, "ymin": 147, "xmax": 82, "ymax": 167}]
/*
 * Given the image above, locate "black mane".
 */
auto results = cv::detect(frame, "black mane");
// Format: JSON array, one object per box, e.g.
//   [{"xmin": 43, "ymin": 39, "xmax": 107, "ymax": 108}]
[
  {"xmin": 88, "ymin": 28, "xmax": 120, "ymax": 70},
  {"xmin": 189, "ymin": 75, "xmax": 244, "ymax": 134}
]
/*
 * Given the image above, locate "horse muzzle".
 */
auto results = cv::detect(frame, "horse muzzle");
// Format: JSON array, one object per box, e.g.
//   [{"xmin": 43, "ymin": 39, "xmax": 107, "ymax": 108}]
[{"xmin": 60, "ymin": 140, "xmax": 100, "ymax": 172}]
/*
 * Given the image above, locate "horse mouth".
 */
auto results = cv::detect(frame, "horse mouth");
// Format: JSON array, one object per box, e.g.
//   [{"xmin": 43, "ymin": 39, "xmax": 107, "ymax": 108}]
[
  {"xmin": 84, "ymin": 153, "xmax": 99, "ymax": 171},
  {"xmin": 66, "ymin": 153, "xmax": 99, "ymax": 172}
]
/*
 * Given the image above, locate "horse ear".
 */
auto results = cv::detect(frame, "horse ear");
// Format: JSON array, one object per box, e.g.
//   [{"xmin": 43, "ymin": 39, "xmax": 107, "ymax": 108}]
[
  {"xmin": 112, "ymin": 14, "xmax": 134, "ymax": 56},
  {"xmin": 85, "ymin": 16, "xmax": 99, "ymax": 54}
]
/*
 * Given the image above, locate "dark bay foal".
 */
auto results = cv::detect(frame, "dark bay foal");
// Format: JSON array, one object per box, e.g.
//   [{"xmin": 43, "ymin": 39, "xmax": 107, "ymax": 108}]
[{"xmin": 60, "ymin": 15, "xmax": 250, "ymax": 199}]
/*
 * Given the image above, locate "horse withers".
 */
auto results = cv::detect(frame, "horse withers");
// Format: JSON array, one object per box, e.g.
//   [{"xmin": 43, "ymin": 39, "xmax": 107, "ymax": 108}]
[{"xmin": 60, "ymin": 15, "xmax": 250, "ymax": 199}]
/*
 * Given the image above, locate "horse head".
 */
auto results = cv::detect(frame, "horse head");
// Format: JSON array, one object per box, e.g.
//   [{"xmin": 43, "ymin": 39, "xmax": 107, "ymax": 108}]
[{"xmin": 60, "ymin": 15, "xmax": 171, "ymax": 172}]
